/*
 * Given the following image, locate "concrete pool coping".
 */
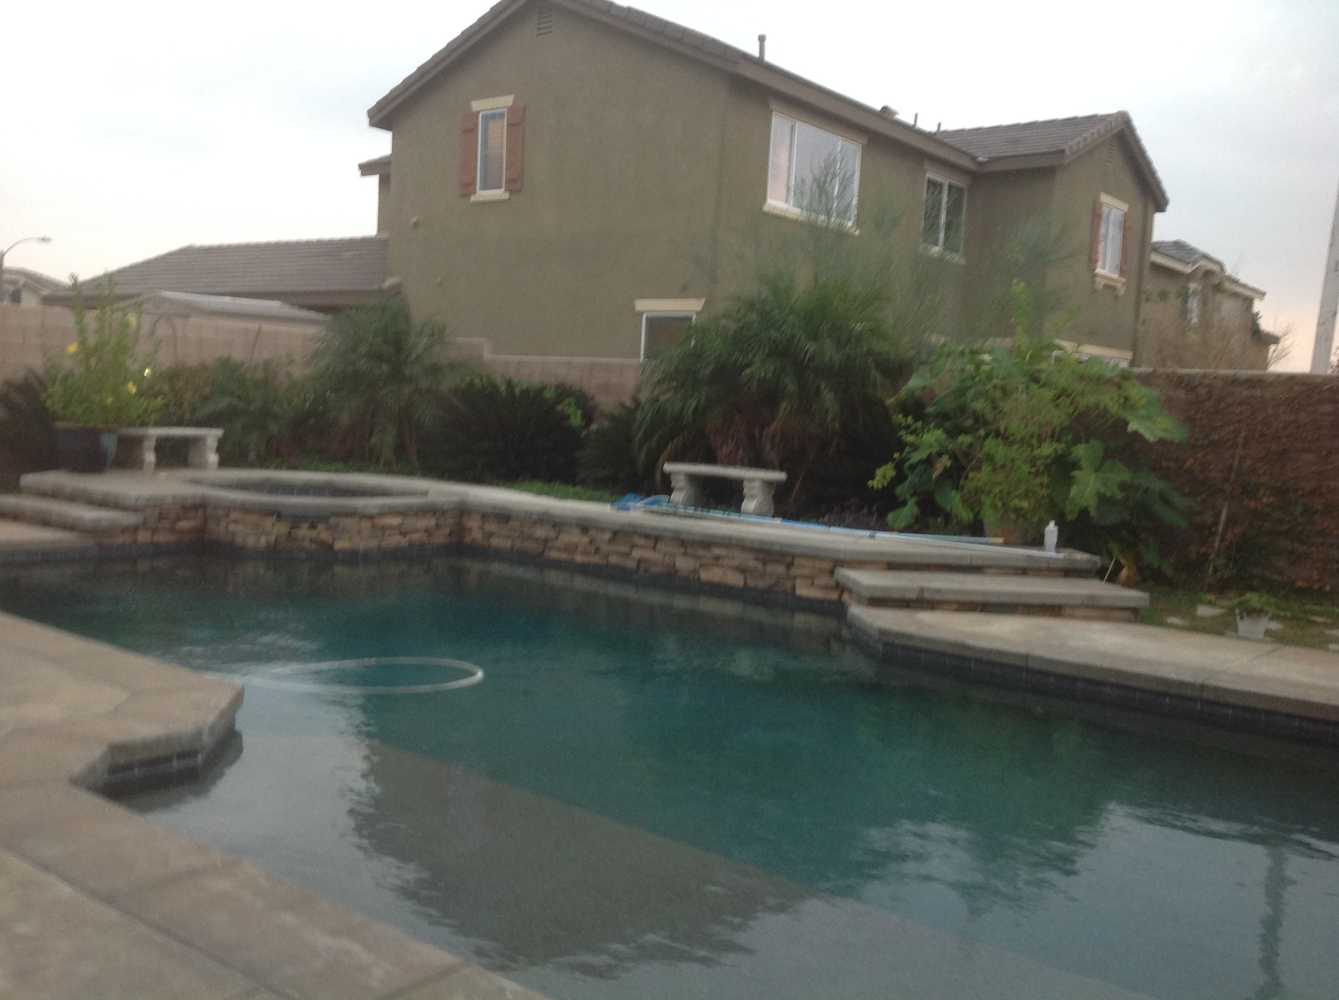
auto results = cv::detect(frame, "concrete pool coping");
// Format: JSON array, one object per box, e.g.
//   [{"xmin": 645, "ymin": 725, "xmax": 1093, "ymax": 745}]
[
  {"xmin": 20, "ymin": 468, "xmax": 1105, "ymax": 571},
  {"xmin": 0, "ymin": 610, "xmax": 548, "ymax": 999}
]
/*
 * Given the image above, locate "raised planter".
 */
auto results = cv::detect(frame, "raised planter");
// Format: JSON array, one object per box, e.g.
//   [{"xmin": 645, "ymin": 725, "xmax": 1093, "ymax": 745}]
[{"xmin": 54, "ymin": 425, "xmax": 118, "ymax": 473}]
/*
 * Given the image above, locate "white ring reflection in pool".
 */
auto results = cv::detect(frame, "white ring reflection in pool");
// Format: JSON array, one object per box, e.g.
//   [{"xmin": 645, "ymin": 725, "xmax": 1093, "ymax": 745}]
[{"xmin": 209, "ymin": 657, "xmax": 484, "ymax": 695}]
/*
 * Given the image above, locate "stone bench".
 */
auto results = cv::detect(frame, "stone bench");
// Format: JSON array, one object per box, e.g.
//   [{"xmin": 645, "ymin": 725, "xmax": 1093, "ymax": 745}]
[
  {"xmin": 663, "ymin": 462, "xmax": 787, "ymax": 517},
  {"xmin": 119, "ymin": 427, "xmax": 224, "ymax": 473}
]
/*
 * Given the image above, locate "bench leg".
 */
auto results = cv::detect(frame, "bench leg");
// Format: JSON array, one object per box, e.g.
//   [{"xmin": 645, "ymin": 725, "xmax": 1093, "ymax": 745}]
[
  {"xmin": 668, "ymin": 472, "xmax": 704, "ymax": 508},
  {"xmin": 123, "ymin": 436, "xmax": 157, "ymax": 473},
  {"xmin": 188, "ymin": 436, "xmax": 219, "ymax": 471},
  {"xmin": 741, "ymin": 480, "xmax": 776, "ymax": 517}
]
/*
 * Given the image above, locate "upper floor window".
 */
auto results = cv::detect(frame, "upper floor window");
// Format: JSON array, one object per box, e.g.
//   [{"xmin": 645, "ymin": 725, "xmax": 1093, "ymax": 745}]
[
  {"xmin": 477, "ymin": 108, "xmax": 507, "ymax": 193},
  {"xmin": 766, "ymin": 112, "xmax": 860, "ymax": 226},
  {"xmin": 1185, "ymin": 284, "xmax": 1202, "ymax": 327},
  {"xmin": 921, "ymin": 175, "xmax": 966, "ymax": 256},
  {"xmin": 459, "ymin": 95, "xmax": 525, "ymax": 201},
  {"xmin": 1094, "ymin": 195, "xmax": 1127, "ymax": 278}
]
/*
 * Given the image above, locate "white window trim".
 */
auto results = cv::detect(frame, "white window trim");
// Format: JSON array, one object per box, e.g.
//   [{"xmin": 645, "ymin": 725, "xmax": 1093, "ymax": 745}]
[
  {"xmin": 634, "ymin": 298, "xmax": 706, "ymax": 314},
  {"xmin": 1095, "ymin": 193, "xmax": 1128, "ymax": 279},
  {"xmin": 470, "ymin": 94, "xmax": 515, "ymax": 112},
  {"xmin": 475, "ymin": 107, "xmax": 508, "ymax": 196},
  {"xmin": 763, "ymin": 111, "xmax": 862, "ymax": 229},
  {"xmin": 921, "ymin": 172, "xmax": 967, "ymax": 259},
  {"xmin": 637, "ymin": 305, "xmax": 702, "ymax": 362}
]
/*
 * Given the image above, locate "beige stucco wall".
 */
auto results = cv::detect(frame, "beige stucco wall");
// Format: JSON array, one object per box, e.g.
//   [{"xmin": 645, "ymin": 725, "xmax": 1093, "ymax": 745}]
[
  {"xmin": 0, "ymin": 304, "xmax": 319, "ymax": 384},
  {"xmin": 378, "ymin": 3, "xmax": 1159, "ymax": 373},
  {"xmin": 1140, "ymin": 265, "xmax": 1268, "ymax": 370},
  {"xmin": 384, "ymin": 7, "xmax": 729, "ymax": 361},
  {"xmin": 1048, "ymin": 137, "xmax": 1152, "ymax": 357}
]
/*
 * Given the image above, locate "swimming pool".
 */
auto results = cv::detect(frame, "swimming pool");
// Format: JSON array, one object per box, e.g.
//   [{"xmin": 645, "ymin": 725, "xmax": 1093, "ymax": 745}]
[{"xmin": 2, "ymin": 555, "xmax": 1336, "ymax": 1000}]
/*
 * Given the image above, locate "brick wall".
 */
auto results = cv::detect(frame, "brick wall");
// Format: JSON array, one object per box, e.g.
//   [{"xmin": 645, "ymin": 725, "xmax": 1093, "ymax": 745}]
[{"xmin": 1136, "ymin": 370, "xmax": 1339, "ymax": 590}]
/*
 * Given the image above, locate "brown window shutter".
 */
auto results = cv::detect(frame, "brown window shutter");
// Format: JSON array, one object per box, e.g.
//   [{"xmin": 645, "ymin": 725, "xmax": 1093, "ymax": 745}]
[
  {"xmin": 459, "ymin": 111, "xmax": 478, "ymax": 197},
  {"xmin": 505, "ymin": 104, "xmax": 526, "ymax": 193},
  {"xmin": 1090, "ymin": 199, "xmax": 1102, "ymax": 271},
  {"xmin": 1119, "ymin": 210, "xmax": 1131, "ymax": 277}
]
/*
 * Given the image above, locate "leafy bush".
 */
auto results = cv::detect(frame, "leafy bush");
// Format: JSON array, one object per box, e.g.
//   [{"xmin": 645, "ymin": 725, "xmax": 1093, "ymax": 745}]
[
  {"xmin": 0, "ymin": 372, "xmax": 55, "ymax": 482},
  {"xmin": 578, "ymin": 400, "xmax": 657, "ymax": 493},
  {"xmin": 637, "ymin": 273, "xmax": 909, "ymax": 505},
  {"xmin": 873, "ymin": 332, "xmax": 1187, "ymax": 570},
  {"xmin": 310, "ymin": 297, "xmax": 453, "ymax": 467},
  {"xmin": 145, "ymin": 359, "xmax": 312, "ymax": 466},
  {"xmin": 423, "ymin": 376, "xmax": 596, "ymax": 484},
  {"xmin": 44, "ymin": 294, "xmax": 162, "ymax": 428}
]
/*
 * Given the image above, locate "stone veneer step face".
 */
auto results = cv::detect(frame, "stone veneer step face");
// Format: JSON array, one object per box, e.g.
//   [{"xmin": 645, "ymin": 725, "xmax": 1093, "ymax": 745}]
[
  {"xmin": 834, "ymin": 569, "xmax": 1148, "ymax": 611},
  {"xmin": 0, "ymin": 494, "xmax": 142, "ymax": 533}
]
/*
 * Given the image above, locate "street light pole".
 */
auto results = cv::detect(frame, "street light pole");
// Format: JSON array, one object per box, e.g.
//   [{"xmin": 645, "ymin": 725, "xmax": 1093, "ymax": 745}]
[{"xmin": 0, "ymin": 235, "xmax": 54, "ymax": 304}]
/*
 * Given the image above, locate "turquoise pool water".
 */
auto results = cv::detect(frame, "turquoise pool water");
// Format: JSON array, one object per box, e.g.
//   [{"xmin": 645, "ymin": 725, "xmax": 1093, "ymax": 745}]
[{"xmin": 2, "ymin": 556, "xmax": 1337, "ymax": 1000}]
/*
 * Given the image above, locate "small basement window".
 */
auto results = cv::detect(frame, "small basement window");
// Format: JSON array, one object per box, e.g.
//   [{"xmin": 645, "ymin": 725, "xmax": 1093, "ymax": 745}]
[{"xmin": 641, "ymin": 313, "xmax": 696, "ymax": 361}]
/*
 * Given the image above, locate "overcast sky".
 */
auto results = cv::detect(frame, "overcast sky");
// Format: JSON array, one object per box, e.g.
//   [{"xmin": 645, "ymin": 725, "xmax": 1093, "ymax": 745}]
[{"xmin": 4, "ymin": 0, "xmax": 1336, "ymax": 368}]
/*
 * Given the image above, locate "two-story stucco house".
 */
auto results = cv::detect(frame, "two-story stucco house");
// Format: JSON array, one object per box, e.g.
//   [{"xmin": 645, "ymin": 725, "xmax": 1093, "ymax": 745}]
[
  {"xmin": 363, "ymin": 0, "xmax": 1170, "ymax": 399},
  {"xmin": 1140, "ymin": 239, "xmax": 1276, "ymax": 370}
]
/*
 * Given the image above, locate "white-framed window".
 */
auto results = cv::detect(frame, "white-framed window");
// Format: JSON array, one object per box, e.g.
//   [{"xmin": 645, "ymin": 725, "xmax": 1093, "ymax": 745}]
[
  {"xmin": 1095, "ymin": 195, "xmax": 1127, "ymax": 277},
  {"xmin": 476, "ymin": 107, "xmax": 507, "ymax": 194},
  {"xmin": 1185, "ymin": 284, "xmax": 1202, "ymax": 327},
  {"xmin": 921, "ymin": 174, "xmax": 966, "ymax": 256},
  {"xmin": 641, "ymin": 313, "xmax": 695, "ymax": 361},
  {"xmin": 766, "ymin": 112, "xmax": 861, "ymax": 226}
]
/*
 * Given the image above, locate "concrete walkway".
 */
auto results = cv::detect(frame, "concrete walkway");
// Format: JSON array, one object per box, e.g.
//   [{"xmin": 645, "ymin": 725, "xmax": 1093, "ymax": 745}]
[
  {"xmin": 850, "ymin": 606, "xmax": 1339, "ymax": 727},
  {"xmin": 0, "ymin": 611, "xmax": 546, "ymax": 1000}
]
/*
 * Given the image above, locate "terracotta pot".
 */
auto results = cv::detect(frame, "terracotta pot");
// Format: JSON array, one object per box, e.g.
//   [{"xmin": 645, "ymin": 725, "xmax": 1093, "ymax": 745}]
[{"xmin": 54, "ymin": 424, "xmax": 118, "ymax": 473}]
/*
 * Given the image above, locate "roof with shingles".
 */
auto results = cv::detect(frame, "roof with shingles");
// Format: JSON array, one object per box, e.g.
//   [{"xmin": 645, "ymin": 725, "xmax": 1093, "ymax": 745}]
[
  {"xmin": 1150, "ymin": 239, "xmax": 1265, "ymax": 299},
  {"xmin": 1, "ymin": 267, "xmax": 68, "ymax": 293},
  {"xmin": 47, "ymin": 237, "xmax": 388, "ymax": 302}
]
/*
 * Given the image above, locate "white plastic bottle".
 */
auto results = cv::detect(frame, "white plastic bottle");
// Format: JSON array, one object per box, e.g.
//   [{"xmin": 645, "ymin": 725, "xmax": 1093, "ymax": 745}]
[{"xmin": 1043, "ymin": 520, "xmax": 1059, "ymax": 554}]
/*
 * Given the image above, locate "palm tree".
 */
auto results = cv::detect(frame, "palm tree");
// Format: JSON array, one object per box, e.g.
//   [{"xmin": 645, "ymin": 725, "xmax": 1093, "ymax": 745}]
[
  {"xmin": 637, "ymin": 273, "xmax": 911, "ymax": 502},
  {"xmin": 311, "ymin": 297, "xmax": 453, "ymax": 468}
]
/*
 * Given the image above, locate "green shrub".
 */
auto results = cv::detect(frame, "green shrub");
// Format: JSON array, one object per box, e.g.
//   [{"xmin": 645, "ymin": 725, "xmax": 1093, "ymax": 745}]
[
  {"xmin": 0, "ymin": 372, "xmax": 55, "ymax": 482},
  {"xmin": 637, "ymin": 273, "xmax": 909, "ymax": 506},
  {"xmin": 44, "ymin": 293, "xmax": 162, "ymax": 428},
  {"xmin": 578, "ymin": 400, "xmax": 658, "ymax": 493},
  {"xmin": 423, "ymin": 376, "xmax": 596, "ymax": 484},
  {"xmin": 311, "ymin": 297, "xmax": 454, "ymax": 467},
  {"xmin": 873, "ymin": 328, "xmax": 1187, "ymax": 570},
  {"xmin": 144, "ymin": 359, "xmax": 311, "ymax": 466}
]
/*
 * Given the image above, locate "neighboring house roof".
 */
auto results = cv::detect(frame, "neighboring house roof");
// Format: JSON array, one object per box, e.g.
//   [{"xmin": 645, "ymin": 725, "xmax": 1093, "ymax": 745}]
[
  {"xmin": 1, "ymin": 266, "xmax": 68, "ymax": 295},
  {"xmin": 130, "ymin": 291, "xmax": 328, "ymax": 324},
  {"xmin": 938, "ymin": 112, "xmax": 1169, "ymax": 211},
  {"xmin": 1150, "ymin": 239, "xmax": 1265, "ymax": 299},
  {"xmin": 367, "ymin": 0, "xmax": 1168, "ymax": 210},
  {"xmin": 45, "ymin": 237, "xmax": 388, "ymax": 310},
  {"xmin": 358, "ymin": 154, "xmax": 392, "ymax": 177},
  {"xmin": 367, "ymin": 0, "xmax": 981, "ymax": 171}
]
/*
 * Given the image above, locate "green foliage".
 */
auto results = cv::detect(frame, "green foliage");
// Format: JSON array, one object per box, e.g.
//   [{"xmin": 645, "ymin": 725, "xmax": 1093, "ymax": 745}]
[
  {"xmin": 311, "ymin": 297, "xmax": 454, "ymax": 468},
  {"xmin": 44, "ymin": 290, "xmax": 162, "ymax": 428},
  {"xmin": 638, "ymin": 273, "xmax": 909, "ymax": 504},
  {"xmin": 578, "ymin": 400, "xmax": 658, "ymax": 492},
  {"xmin": 874, "ymin": 328, "xmax": 1187, "ymax": 565},
  {"xmin": 144, "ymin": 359, "xmax": 312, "ymax": 466},
  {"xmin": 423, "ymin": 376, "xmax": 596, "ymax": 484},
  {"xmin": 0, "ymin": 372, "xmax": 55, "ymax": 480}
]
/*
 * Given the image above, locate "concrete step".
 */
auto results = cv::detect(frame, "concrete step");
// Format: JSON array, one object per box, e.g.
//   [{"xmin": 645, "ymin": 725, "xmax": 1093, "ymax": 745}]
[
  {"xmin": 0, "ymin": 517, "xmax": 96, "ymax": 555},
  {"xmin": 836, "ymin": 568, "xmax": 1147, "ymax": 620},
  {"xmin": 0, "ymin": 494, "xmax": 141, "ymax": 533}
]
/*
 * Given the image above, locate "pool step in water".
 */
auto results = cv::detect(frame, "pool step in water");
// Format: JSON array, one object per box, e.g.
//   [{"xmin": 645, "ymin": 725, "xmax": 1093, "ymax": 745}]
[
  {"xmin": 0, "ymin": 493, "xmax": 141, "ymax": 533},
  {"xmin": 836, "ymin": 568, "xmax": 1147, "ymax": 620}
]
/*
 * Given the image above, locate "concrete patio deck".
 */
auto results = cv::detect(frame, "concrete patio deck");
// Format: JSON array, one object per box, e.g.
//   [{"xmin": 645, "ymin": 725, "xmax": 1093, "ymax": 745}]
[{"xmin": 0, "ymin": 611, "xmax": 546, "ymax": 1000}]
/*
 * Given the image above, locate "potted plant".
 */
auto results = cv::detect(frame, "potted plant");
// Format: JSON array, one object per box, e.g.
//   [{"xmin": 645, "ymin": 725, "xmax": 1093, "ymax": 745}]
[
  {"xmin": 44, "ymin": 290, "xmax": 161, "ymax": 472},
  {"xmin": 1230, "ymin": 592, "xmax": 1277, "ymax": 641}
]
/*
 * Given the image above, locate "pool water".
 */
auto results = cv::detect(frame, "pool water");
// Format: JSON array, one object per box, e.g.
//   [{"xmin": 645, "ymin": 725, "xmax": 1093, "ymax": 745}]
[{"xmin": 2, "ymin": 556, "xmax": 1337, "ymax": 1000}]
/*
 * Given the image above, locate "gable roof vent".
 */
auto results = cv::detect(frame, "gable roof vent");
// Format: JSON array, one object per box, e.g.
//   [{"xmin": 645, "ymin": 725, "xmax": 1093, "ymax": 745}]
[{"xmin": 536, "ymin": 3, "xmax": 554, "ymax": 35}]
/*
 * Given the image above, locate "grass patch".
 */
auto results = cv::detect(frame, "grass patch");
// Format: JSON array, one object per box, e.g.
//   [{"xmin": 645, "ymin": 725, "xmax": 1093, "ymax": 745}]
[
  {"xmin": 1140, "ymin": 586, "xmax": 1339, "ymax": 650},
  {"xmin": 500, "ymin": 481, "xmax": 619, "ymax": 503}
]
